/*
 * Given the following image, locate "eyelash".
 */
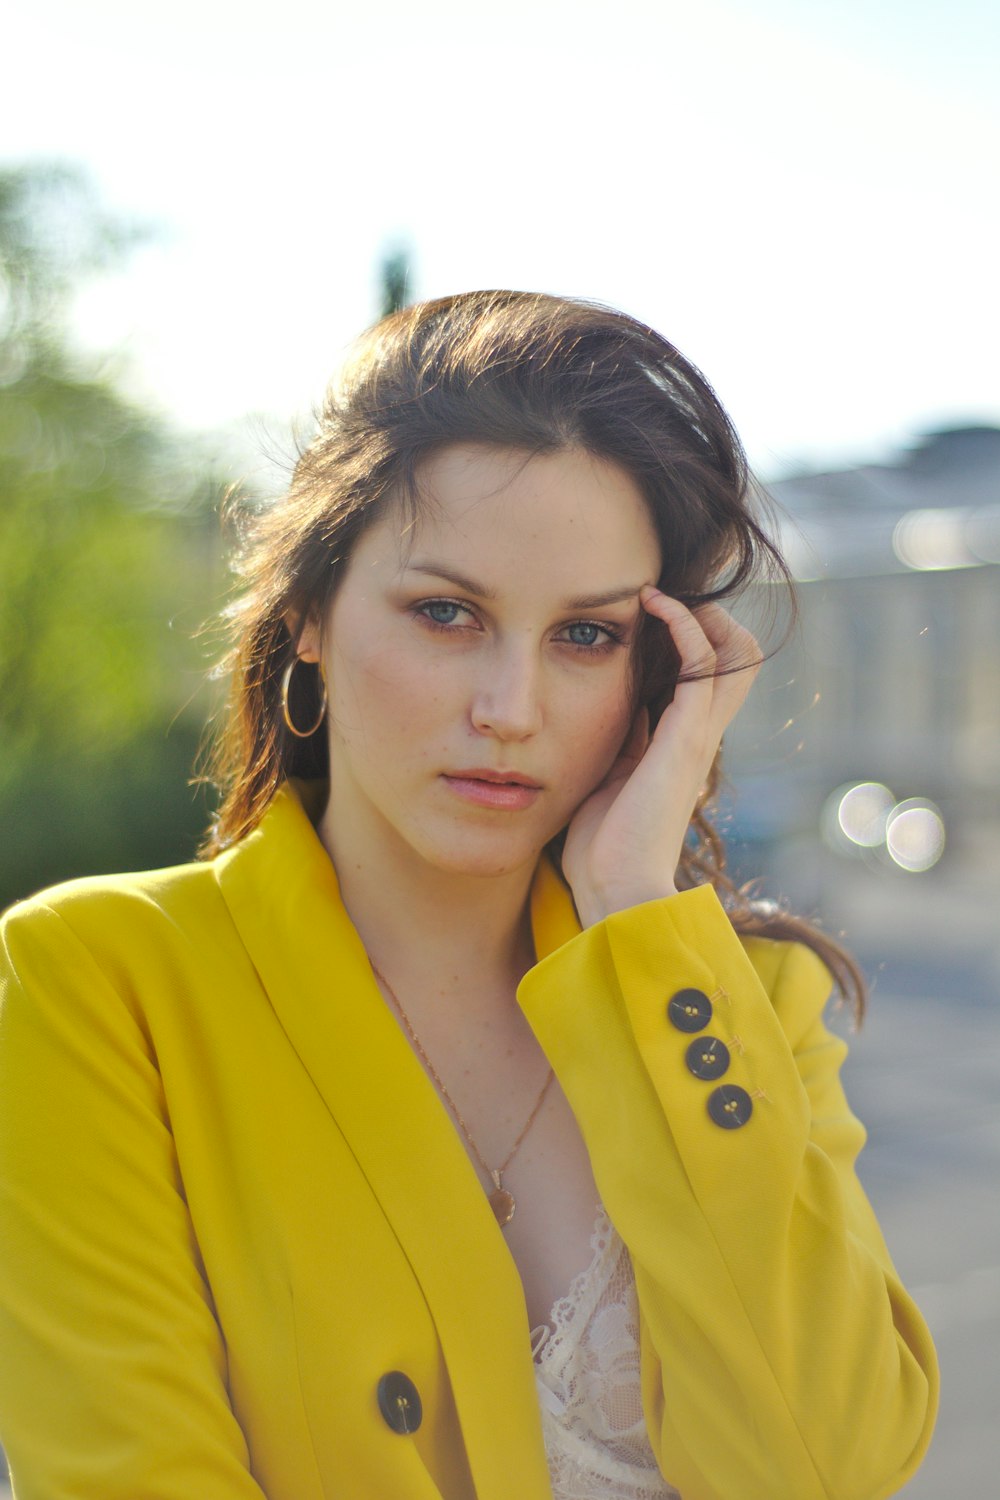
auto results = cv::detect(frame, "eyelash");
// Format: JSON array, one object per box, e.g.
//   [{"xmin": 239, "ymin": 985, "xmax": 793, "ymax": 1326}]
[{"xmin": 413, "ymin": 598, "xmax": 627, "ymax": 654}]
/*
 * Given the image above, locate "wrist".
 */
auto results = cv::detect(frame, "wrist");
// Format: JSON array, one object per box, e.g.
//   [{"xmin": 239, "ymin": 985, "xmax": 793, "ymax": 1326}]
[{"xmin": 575, "ymin": 882, "xmax": 679, "ymax": 929}]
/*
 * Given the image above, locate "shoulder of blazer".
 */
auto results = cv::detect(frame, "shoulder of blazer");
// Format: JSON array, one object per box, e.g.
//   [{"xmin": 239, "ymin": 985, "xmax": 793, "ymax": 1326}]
[{"xmin": 0, "ymin": 781, "xmax": 326, "ymax": 956}]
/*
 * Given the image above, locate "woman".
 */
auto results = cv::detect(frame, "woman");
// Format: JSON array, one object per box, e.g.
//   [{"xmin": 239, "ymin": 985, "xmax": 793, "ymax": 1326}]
[{"xmin": 0, "ymin": 290, "xmax": 937, "ymax": 1500}]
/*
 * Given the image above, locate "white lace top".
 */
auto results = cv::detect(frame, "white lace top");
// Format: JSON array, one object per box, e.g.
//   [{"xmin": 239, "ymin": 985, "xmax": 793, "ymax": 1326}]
[{"xmin": 530, "ymin": 1205, "xmax": 681, "ymax": 1500}]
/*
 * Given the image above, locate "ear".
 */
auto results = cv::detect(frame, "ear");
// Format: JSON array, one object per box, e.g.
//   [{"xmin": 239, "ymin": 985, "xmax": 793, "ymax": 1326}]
[{"xmin": 284, "ymin": 609, "xmax": 322, "ymax": 663}]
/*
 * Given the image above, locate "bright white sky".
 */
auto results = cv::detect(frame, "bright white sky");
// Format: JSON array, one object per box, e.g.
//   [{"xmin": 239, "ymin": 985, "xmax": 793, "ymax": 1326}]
[{"xmin": 3, "ymin": 0, "xmax": 999, "ymax": 476}]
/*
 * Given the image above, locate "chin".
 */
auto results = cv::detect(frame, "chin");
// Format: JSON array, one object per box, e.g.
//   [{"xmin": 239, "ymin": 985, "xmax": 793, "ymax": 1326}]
[
  {"xmin": 412, "ymin": 825, "xmax": 550, "ymax": 883},
  {"xmin": 425, "ymin": 848, "xmax": 538, "ymax": 883}
]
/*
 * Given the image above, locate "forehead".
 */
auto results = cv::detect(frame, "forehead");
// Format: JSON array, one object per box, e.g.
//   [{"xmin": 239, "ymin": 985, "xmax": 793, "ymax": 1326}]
[{"xmin": 389, "ymin": 443, "xmax": 661, "ymax": 582}]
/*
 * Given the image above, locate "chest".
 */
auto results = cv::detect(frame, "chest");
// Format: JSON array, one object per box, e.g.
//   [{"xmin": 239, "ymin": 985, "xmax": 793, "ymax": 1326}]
[
  {"xmin": 382, "ymin": 994, "xmax": 612, "ymax": 1337},
  {"xmin": 502, "ymin": 1092, "xmax": 609, "ymax": 1335},
  {"xmin": 355, "ymin": 939, "xmax": 612, "ymax": 1339}
]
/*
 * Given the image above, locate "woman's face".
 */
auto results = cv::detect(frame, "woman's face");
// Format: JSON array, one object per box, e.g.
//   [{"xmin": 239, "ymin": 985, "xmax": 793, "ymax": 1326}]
[{"xmin": 298, "ymin": 443, "xmax": 662, "ymax": 881}]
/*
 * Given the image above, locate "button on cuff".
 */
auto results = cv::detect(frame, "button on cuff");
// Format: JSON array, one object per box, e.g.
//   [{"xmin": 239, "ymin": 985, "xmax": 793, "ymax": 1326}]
[
  {"xmin": 667, "ymin": 987, "xmax": 713, "ymax": 1033},
  {"xmin": 685, "ymin": 1036, "xmax": 730, "ymax": 1081},
  {"xmin": 707, "ymin": 1084, "xmax": 753, "ymax": 1129}
]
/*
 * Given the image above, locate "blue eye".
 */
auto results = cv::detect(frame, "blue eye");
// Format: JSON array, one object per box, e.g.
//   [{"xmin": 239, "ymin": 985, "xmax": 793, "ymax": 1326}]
[
  {"xmin": 566, "ymin": 622, "xmax": 603, "ymax": 647},
  {"xmin": 424, "ymin": 601, "xmax": 462, "ymax": 625}
]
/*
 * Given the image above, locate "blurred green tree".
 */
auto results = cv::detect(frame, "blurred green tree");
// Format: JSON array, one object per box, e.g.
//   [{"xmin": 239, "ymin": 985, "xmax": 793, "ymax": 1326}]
[
  {"xmin": 378, "ymin": 244, "xmax": 412, "ymax": 317},
  {"xmin": 0, "ymin": 163, "xmax": 224, "ymax": 908}
]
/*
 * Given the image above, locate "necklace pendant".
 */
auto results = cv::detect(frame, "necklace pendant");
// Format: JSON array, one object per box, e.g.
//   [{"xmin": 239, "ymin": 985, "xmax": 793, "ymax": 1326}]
[{"xmin": 489, "ymin": 1170, "xmax": 516, "ymax": 1228}]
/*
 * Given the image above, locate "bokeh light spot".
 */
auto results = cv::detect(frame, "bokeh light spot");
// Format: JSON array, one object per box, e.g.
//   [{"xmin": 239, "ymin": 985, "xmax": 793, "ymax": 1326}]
[
  {"xmin": 834, "ymin": 781, "xmax": 896, "ymax": 848},
  {"xmin": 885, "ymin": 799, "xmax": 946, "ymax": 872}
]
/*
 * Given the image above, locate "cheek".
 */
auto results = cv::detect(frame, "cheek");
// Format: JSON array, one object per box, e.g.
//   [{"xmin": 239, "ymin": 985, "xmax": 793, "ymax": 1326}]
[
  {"xmin": 562, "ymin": 679, "xmax": 634, "ymax": 777},
  {"xmin": 329, "ymin": 637, "xmax": 449, "ymax": 742}
]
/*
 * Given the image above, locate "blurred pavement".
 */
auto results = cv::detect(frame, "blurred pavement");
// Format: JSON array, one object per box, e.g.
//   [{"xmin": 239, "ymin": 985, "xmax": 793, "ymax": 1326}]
[{"xmin": 810, "ymin": 840, "xmax": 1000, "ymax": 1498}]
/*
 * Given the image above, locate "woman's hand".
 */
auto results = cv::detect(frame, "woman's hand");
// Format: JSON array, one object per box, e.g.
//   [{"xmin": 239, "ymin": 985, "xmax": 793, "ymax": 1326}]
[{"xmin": 561, "ymin": 587, "xmax": 762, "ymax": 928}]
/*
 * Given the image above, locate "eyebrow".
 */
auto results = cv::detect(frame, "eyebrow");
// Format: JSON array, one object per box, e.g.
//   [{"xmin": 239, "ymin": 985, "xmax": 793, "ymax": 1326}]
[{"xmin": 405, "ymin": 562, "xmax": 645, "ymax": 612}]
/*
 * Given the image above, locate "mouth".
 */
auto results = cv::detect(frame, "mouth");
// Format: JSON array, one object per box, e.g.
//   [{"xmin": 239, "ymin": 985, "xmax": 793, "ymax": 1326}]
[
  {"xmin": 447, "ymin": 768, "xmax": 543, "ymax": 789},
  {"xmin": 441, "ymin": 770, "xmax": 543, "ymax": 810}
]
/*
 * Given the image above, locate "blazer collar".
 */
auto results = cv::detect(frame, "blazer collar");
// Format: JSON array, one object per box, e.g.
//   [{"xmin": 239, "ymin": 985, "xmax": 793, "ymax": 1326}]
[{"xmin": 214, "ymin": 781, "xmax": 579, "ymax": 1499}]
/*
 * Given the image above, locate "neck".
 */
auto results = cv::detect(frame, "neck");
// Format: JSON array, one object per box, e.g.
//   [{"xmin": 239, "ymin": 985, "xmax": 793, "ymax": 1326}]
[{"xmin": 316, "ymin": 786, "xmax": 539, "ymax": 1004}]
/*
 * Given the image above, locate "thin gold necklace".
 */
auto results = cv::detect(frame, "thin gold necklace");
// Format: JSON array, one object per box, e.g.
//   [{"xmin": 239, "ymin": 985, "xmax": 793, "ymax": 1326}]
[{"xmin": 370, "ymin": 962, "xmax": 555, "ymax": 1229}]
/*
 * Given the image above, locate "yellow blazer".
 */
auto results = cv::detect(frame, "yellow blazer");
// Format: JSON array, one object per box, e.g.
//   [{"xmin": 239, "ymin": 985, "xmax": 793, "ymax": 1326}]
[{"xmin": 0, "ymin": 783, "xmax": 937, "ymax": 1500}]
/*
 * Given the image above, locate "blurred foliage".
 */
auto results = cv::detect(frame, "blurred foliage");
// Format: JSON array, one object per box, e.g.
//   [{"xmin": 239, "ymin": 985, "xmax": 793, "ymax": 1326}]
[
  {"xmin": 379, "ymin": 244, "xmax": 412, "ymax": 317},
  {"xmin": 0, "ymin": 162, "xmax": 145, "ymax": 349},
  {"xmin": 0, "ymin": 162, "xmax": 226, "ymax": 909}
]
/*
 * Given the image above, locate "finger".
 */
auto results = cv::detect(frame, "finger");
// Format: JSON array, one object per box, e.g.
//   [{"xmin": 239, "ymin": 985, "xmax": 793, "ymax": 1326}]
[
  {"xmin": 639, "ymin": 587, "xmax": 717, "ymax": 681},
  {"xmin": 690, "ymin": 602, "xmax": 763, "ymax": 676},
  {"xmin": 639, "ymin": 589, "xmax": 761, "ymax": 732},
  {"xmin": 687, "ymin": 604, "xmax": 763, "ymax": 727},
  {"xmin": 640, "ymin": 588, "xmax": 762, "ymax": 677}
]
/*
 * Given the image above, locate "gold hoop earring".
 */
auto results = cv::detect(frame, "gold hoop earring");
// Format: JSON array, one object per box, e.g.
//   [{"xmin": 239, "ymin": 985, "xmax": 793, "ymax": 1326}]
[{"xmin": 281, "ymin": 657, "xmax": 327, "ymax": 738}]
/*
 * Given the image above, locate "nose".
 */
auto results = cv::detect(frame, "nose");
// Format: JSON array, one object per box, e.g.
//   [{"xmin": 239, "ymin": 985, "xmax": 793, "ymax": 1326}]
[{"xmin": 469, "ymin": 640, "xmax": 543, "ymax": 741}]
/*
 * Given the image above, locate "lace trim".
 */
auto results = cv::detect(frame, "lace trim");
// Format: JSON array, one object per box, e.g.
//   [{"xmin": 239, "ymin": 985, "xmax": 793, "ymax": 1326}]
[
  {"xmin": 529, "ymin": 1204, "xmax": 618, "ymax": 1363},
  {"xmin": 529, "ymin": 1204, "xmax": 681, "ymax": 1499}
]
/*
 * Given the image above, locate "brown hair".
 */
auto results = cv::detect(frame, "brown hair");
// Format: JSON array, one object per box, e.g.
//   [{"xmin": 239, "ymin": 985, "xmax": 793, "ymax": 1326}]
[{"xmin": 202, "ymin": 289, "xmax": 866, "ymax": 1019}]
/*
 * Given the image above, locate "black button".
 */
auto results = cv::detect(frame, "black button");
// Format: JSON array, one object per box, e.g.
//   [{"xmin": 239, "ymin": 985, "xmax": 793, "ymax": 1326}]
[
  {"xmin": 667, "ymin": 988, "xmax": 713, "ymax": 1033},
  {"xmin": 686, "ymin": 1036, "xmax": 731, "ymax": 1081},
  {"xmin": 377, "ymin": 1371, "xmax": 422, "ymax": 1434},
  {"xmin": 707, "ymin": 1085, "xmax": 753, "ymax": 1129}
]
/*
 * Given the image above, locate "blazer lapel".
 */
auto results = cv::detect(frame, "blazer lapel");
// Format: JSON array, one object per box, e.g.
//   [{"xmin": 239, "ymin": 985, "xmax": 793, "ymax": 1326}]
[{"xmin": 215, "ymin": 784, "xmax": 576, "ymax": 1500}]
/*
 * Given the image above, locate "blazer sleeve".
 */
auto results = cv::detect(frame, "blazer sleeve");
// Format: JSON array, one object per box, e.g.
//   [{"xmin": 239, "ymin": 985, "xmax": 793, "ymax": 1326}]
[
  {"xmin": 517, "ymin": 882, "xmax": 939, "ymax": 1500},
  {"xmin": 0, "ymin": 901, "xmax": 268, "ymax": 1500}
]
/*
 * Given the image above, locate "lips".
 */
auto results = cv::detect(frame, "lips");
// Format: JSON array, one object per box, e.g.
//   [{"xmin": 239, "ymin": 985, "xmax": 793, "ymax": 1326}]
[
  {"xmin": 447, "ymin": 768, "xmax": 542, "ymax": 789},
  {"xmin": 441, "ymin": 770, "xmax": 543, "ymax": 810}
]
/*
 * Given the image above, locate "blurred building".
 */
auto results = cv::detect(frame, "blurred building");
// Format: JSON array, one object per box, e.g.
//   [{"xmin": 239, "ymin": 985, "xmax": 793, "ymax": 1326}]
[{"xmin": 724, "ymin": 426, "xmax": 1000, "ymax": 894}]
